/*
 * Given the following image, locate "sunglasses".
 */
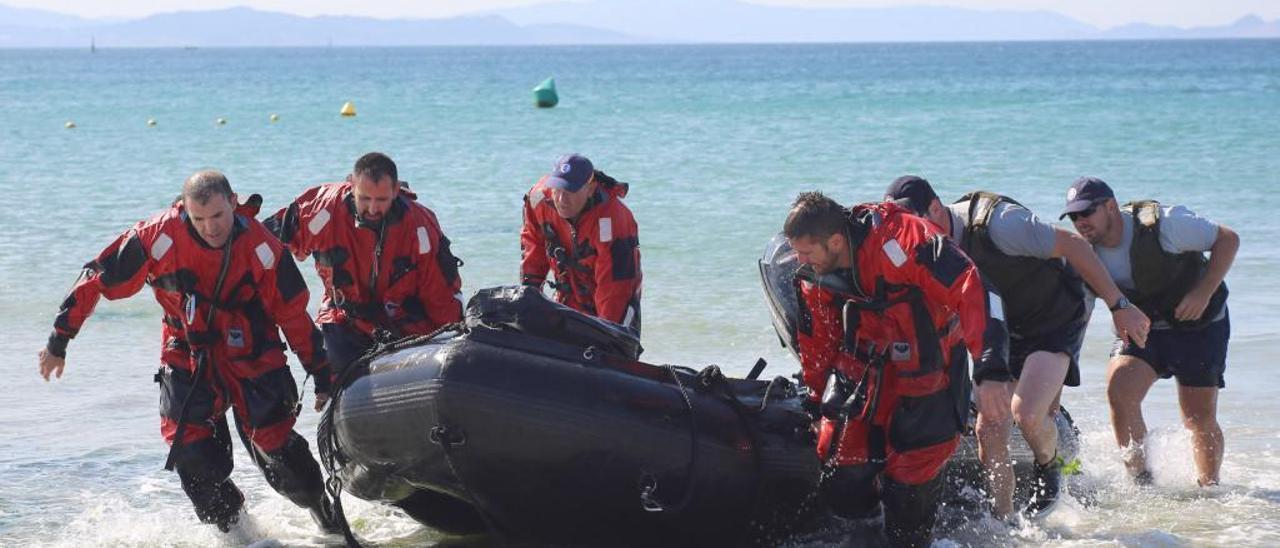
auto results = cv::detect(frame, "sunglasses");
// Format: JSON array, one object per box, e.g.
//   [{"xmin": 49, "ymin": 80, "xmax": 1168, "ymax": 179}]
[{"xmin": 1067, "ymin": 201, "xmax": 1104, "ymax": 221}]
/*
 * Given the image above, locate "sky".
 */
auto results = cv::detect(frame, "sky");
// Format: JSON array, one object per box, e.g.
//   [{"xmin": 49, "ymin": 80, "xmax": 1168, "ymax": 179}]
[{"xmin": 5, "ymin": 0, "xmax": 1279, "ymax": 29}]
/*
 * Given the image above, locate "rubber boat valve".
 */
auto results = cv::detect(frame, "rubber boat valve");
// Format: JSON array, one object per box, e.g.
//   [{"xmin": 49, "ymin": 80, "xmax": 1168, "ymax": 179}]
[{"xmin": 429, "ymin": 425, "xmax": 466, "ymax": 446}]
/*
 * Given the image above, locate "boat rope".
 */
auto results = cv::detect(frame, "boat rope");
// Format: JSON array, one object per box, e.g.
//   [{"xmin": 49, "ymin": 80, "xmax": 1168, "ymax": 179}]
[
  {"xmin": 642, "ymin": 364, "xmax": 700, "ymax": 516},
  {"xmin": 692, "ymin": 365, "xmax": 771, "ymax": 543}
]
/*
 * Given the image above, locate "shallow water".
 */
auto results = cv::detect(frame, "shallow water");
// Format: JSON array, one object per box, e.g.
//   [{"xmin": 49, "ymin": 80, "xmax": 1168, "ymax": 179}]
[{"xmin": 1, "ymin": 41, "xmax": 1278, "ymax": 546}]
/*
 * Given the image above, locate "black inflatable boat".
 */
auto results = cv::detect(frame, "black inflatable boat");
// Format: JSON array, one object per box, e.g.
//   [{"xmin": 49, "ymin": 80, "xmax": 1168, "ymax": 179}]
[{"xmin": 319, "ymin": 286, "xmax": 822, "ymax": 546}]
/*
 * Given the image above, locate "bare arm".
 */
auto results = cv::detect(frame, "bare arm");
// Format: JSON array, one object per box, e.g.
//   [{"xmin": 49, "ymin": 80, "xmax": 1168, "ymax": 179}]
[
  {"xmin": 1175, "ymin": 224, "xmax": 1238, "ymax": 321},
  {"xmin": 1053, "ymin": 227, "xmax": 1150, "ymax": 347}
]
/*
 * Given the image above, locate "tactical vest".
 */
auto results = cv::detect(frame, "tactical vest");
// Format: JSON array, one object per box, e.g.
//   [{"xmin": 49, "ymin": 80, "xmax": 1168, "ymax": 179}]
[
  {"xmin": 956, "ymin": 191, "xmax": 1084, "ymax": 338},
  {"xmin": 1124, "ymin": 200, "xmax": 1227, "ymax": 329}
]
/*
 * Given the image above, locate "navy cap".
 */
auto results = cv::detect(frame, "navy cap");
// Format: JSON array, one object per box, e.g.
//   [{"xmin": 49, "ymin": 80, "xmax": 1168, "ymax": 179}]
[
  {"xmin": 546, "ymin": 154, "xmax": 594, "ymax": 192},
  {"xmin": 1059, "ymin": 176, "xmax": 1115, "ymax": 219},
  {"xmin": 884, "ymin": 175, "xmax": 938, "ymax": 215}
]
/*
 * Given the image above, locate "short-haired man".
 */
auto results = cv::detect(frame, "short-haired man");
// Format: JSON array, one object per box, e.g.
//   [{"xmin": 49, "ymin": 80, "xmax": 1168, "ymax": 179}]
[
  {"xmin": 886, "ymin": 176, "xmax": 1151, "ymax": 518},
  {"xmin": 37, "ymin": 171, "xmax": 335, "ymax": 533},
  {"xmin": 520, "ymin": 154, "xmax": 642, "ymax": 333},
  {"xmin": 267, "ymin": 152, "xmax": 464, "ymax": 379},
  {"xmin": 785, "ymin": 191, "xmax": 1008, "ymax": 547},
  {"xmin": 1063, "ymin": 177, "xmax": 1237, "ymax": 487}
]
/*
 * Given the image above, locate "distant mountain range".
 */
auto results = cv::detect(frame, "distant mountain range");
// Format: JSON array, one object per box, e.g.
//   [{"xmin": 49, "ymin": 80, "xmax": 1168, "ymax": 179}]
[{"xmin": 1, "ymin": 1, "xmax": 1276, "ymax": 48}]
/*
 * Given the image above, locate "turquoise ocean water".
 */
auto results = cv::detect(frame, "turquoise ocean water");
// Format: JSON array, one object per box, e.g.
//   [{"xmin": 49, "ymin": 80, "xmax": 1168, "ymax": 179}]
[{"xmin": 1, "ymin": 41, "xmax": 1279, "ymax": 545}]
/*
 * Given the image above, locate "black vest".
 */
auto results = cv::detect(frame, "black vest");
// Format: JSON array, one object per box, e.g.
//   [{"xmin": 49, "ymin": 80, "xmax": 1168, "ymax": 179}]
[
  {"xmin": 956, "ymin": 191, "xmax": 1084, "ymax": 338},
  {"xmin": 1123, "ymin": 200, "xmax": 1227, "ymax": 329}
]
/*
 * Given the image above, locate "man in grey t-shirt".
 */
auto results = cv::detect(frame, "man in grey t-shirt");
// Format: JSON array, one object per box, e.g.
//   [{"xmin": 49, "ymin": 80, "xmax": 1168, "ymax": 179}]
[
  {"xmin": 887, "ymin": 176, "xmax": 1149, "ymax": 519},
  {"xmin": 1063, "ymin": 176, "xmax": 1238, "ymax": 487}
]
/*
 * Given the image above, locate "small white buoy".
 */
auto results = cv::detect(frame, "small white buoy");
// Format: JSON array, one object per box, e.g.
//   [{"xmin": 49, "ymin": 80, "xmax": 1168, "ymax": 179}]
[
  {"xmin": 340, "ymin": 101, "xmax": 356, "ymax": 117},
  {"xmin": 146, "ymin": 118, "xmax": 157, "ymax": 127},
  {"xmin": 269, "ymin": 113, "xmax": 279, "ymax": 123},
  {"xmin": 216, "ymin": 118, "xmax": 227, "ymax": 125},
  {"xmin": 64, "ymin": 121, "xmax": 76, "ymax": 129}
]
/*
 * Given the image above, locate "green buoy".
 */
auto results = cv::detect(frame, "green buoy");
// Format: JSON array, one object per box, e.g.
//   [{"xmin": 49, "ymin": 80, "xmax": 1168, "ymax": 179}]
[{"xmin": 533, "ymin": 77, "xmax": 558, "ymax": 108}]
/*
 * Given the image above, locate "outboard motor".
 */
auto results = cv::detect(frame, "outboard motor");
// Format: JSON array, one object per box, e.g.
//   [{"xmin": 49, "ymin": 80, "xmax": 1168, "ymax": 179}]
[{"xmin": 758, "ymin": 233, "xmax": 802, "ymax": 363}]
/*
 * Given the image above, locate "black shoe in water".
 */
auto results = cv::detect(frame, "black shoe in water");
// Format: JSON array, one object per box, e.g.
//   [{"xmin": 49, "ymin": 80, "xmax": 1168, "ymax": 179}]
[
  {"xmin": 1023, "ymin": 455, "xmax": 1062, "ymax": 518},
  {"xmin": 214, "ymin": 512, "xmax": 239, "ymax": 533},
  {"xmin": 309, "ymin": 496, "xmax": 342, "ymax": 535},
  {"xmin": 1134, "ymin": 469, "xmax": 1154, "ymax": 486}
]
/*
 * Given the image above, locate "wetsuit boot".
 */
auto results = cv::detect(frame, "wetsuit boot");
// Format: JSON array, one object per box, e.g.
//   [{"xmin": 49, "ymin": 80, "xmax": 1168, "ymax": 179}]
[
  {"xmin": 178, "ymin": 470, "xmax": 246, "ymax": 532},
  {"xmin": 308, "ymin": 494, "xmax": 341, "ymax": 534},
  {"xmin": 881, "ymin": 476, "xmax": 940, "ymax": 548},
  {"xmin": 240, "ymin": 426, "xmax": 339, "ymax": 534},
  {"xmin": 1024, "ymin": 454, "xmax": 1062, "ymax": 518},
  {"xmin": 173, "ymin": 421, "xmax": 245, "ymax": 532}
]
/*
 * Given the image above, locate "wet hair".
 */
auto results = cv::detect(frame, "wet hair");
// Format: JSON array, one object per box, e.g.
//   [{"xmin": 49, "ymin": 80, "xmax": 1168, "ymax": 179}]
[
  {"xmin": 784, "ymin": 191, "xmax": 848, "ymax": 240},
  {"xmin": 353, "ymin": 152, "xmax": 398, "ymax": 186},
  {"xmin": 181, "ymin": 170, "xmax": 234, "ymax": 205}
]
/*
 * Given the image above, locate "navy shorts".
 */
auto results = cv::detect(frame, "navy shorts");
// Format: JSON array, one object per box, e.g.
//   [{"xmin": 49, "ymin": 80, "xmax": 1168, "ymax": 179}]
[
  {"xmin": 1111, "ymin": 312, "xmax": 1230, "ymax": 388},
  {"xmin": 977, "ymin": 317, "xmax": 1085, "ymax": 387}
]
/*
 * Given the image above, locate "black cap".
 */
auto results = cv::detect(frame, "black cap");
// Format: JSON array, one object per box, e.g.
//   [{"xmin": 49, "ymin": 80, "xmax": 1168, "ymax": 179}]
[
  {"xmin": 884, "ymin": 175, "xmax": 938, "ymax": 215},
  {"xmin": 1059, "ymin": 176, "xmax": 1115, "ymax": 219}
]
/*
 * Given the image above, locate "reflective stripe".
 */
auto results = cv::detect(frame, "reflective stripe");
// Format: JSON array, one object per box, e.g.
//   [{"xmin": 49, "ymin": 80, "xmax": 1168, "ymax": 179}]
[
  {"xmin": 150, "ymin": 234, "xmax": 173, "ymax": 261},
  {"xmin": 454, "ymin": 292, "xmax": 465, "ymax": 308},
  {"xmin": 307, "ymin": 209, "xmax": 331, "ymax": 235},
  {"xmin": 622, "ymin": 305, "xmax": 635, "ymax": 328},
  {"xmin": 599, "ymin": 218, "xmax": 613, "ymax": 243},
  {"xmin": 417, "ymin": 226, "xmax": 431, "ymax": 254},
  {"xmin": 256, "ymin": 242, "xmax": 276, "ymax": 269},
  {"xmin": 882, "ymin": 239, "xmax": 907, "ymax": 267},
  {"xmin": 988, "ymin": 291, "xmax": 1005, "ymax": 322},
  {"xmin": 529, "ymin": 189, "xmax": 545, "ymax": 208}
]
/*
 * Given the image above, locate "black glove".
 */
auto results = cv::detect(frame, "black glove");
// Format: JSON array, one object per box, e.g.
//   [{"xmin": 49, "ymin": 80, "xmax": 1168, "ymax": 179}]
[
  {"xmin": 801, "ymin": 397, "xmax": 821, "ymax": 422},
  {"xmin": 311, "ymin": 365, "xmax": 333, "ymax": 395}
]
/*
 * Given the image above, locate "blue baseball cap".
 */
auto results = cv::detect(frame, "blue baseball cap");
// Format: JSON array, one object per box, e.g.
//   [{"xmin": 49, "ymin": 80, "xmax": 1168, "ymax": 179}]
[
  {"xmin": 884, "ymin": 175, "xmax": 937, "ymax": 215},
  {"xmin": 1059, "ymin": 176, "xmax": 1115, "ymax": 219},
  {"xmin": 546, "ymin": 154, "xmax": 594, "ymax": 192}
]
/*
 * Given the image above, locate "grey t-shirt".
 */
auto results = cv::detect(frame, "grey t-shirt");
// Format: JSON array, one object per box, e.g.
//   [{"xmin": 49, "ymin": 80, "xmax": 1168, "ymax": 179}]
[
  {"xmin": 1089, "ymin": 205, "xmax": 1221, "ymax": 327},
  {"xmin": 947, "ymin": 199, "xmax": 1058, "ymax": 260}
]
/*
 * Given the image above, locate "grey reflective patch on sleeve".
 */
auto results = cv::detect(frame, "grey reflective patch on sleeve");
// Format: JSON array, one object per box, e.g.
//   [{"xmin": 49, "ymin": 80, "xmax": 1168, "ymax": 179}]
[
  {"xmin": 255, "ymin": 242, "xmax": 276, "ymax": 270},
  {"xmin": 307, "ymin": 208, "xmax": 331, "ymax": 236},
  {"xmin": 150, "ymin": 234, "xmax": 173, "ymax": 261}
]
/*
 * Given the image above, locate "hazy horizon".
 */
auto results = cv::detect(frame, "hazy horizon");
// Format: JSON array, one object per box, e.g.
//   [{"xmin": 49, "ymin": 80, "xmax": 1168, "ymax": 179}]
[{"xmin": 3, "ymin": 0, "xmax": 1278, "ymax": 30}]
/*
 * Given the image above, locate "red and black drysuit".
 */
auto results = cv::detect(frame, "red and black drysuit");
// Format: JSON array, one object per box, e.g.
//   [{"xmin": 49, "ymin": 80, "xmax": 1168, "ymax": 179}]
[
  {"xmin": 519, "ymin": 172, "xmax": 642, "ymax": 333},
  {"xmin": 266, "ymin": 181, "xmax": 464, "ymax": 379},
  {"xmin": 795, "ymin": 202, "xmax": 1008, "ymax": 547},
  {"xmin": 46, "ymin": 200, "xmax": 332, "ymax": 527}
]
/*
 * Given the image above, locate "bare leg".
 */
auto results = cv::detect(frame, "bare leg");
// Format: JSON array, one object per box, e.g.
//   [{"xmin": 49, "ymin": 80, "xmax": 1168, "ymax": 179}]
[
  {"xmin": 1011, "ymin": 351, "xmax": 1070, "ymax": 466},
  {"xmin": 975, "ymin": 380, "xmax": 1015, "ymax": 518},
  {"xmin": 1106, "ymin": 355, "xmax": 1159, "ymax": 479},
  {"xmin": 1177, "ymin": 385, "xmax": 1223, "ymax": 486}
]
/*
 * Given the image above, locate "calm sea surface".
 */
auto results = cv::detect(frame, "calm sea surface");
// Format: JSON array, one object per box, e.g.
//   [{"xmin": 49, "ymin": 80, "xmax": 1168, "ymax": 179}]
[{"xmin": 1, "ymin": 41, "xmax": 1278, "ymax": 546}]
